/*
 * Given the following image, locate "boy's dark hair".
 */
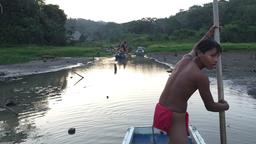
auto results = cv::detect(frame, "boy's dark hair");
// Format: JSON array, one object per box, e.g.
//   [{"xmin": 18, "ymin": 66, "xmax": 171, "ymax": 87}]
[{"xmin": 196, "ymin": 39, "xmax": 222, "ymax": 54}]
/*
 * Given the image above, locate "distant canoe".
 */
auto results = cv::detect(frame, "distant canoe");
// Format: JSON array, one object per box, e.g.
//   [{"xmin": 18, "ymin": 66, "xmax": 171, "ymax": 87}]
[{"xmin": 122, "ymin": 126, "xmax": 206, "ymax": 144}]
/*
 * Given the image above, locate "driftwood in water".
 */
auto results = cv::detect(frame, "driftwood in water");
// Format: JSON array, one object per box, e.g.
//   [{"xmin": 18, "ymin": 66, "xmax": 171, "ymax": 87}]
[
  {"xmin": 0, "ymin": 105, "xmax": 18, "ymax": 115},
  {"xmin": 0, "ymin": 99, "xmax": 18, "ymax": 115},
  {"xmin": 73, "ymin": 71, "xmax": 84, "ymax": 85}
]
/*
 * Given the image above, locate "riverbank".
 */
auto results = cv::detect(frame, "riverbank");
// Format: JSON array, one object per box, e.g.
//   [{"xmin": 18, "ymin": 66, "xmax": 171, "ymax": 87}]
[
  {"xmin": 1, "ymin": 43, "xmax": 256, "ymax": 64},
  {"xmin": 148, "ymin": 50, "xmax": 256, "ymax": 77},
  {"xmin": 0, "ymin": 57, "xmax": 94, "ymax": 81},
  {"xmin": 1, "ymin": 50, "xmax": 255, "ymax": 80},
  {"xmin": 148, "ymin": 50, "xmax": 256, "ymax": 97},
  {"xmin": 0, "ymin": 50, "xmax": 255, "ymax": 90}
]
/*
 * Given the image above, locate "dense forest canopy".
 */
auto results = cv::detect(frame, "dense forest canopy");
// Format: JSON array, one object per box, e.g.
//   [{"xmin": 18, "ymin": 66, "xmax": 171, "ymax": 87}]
[
  {"xmin": 0, "ymin": 0, "xmax": 66, "ymax": 45},
  {"xmin": 0, "ymin": 0, "xmax": 255, "ymax": 45}
]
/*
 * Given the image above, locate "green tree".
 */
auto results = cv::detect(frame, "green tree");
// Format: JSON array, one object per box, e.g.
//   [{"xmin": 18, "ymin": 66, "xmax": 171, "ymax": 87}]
[
  {"xmin": 40, "ymin": 4, "xmax": 67, "ymax": 45},
  {"xmin": 0, "ymin": 0, "xmax": 67, "ymax": 45}
]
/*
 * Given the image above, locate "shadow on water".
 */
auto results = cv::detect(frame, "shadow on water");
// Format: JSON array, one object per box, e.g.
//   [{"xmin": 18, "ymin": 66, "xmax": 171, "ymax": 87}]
[{"xmin": 0, "ymin": 71, "xmax": 68, "ymax": 143}]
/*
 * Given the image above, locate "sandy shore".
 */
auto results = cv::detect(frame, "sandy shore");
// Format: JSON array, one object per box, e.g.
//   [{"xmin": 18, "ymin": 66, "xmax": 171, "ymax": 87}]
[{"xmin": 0, "ymin": 57, "xmax": 94, "ymax": 81}]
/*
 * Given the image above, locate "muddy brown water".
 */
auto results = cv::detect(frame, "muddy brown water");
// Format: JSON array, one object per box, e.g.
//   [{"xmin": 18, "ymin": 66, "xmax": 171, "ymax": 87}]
[{"xmin": 0, "ymin": 51, "xmax": 256, "ymax": 144}]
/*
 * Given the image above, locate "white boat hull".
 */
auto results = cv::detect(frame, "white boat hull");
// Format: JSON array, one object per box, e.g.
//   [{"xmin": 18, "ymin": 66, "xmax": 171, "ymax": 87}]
[{"xmin": 122, "ymin": 125, "xmax": 206, "ymax": 144}]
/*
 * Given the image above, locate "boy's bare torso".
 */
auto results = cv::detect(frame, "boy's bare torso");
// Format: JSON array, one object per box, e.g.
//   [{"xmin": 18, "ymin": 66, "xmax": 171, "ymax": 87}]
[{"xmin": 159, "ymin": 54, "xmax": 203, "ymax": 113}]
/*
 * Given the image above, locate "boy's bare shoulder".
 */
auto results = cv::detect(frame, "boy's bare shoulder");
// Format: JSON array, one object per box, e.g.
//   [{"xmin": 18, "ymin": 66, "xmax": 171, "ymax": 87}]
[
  {"xmin": 176, "ymin": 56, "xmax": 208, "ymax": 82},
  {"xmin": 185, "ymin": 62, "xmax": 209, "ymax": 83},
  {"xmin": 193, "ymin": 70, "xmax": 209, "ymax": 85}
]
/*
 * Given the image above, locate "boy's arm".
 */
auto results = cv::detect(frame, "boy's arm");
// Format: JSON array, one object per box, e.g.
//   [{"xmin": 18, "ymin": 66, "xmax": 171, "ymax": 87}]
[
  {"xmin": 196, "ymin": 75, "xmax": 229, "ymax": 112},
  {"xmin": 189, "ymin": 25, "xmax": 218, "ymax": 56}
]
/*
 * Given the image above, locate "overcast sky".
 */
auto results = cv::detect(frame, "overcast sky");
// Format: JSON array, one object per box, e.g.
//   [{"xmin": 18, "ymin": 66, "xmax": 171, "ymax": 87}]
[{"xmin": 45, "ymin": 0, "xmax": 213, "ymax": 23}]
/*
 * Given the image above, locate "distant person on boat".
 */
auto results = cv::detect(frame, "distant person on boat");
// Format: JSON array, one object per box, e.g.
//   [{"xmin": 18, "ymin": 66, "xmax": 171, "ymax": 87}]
[
  {"xmin": 153, "ymin": 25, "xmax": 229, "ymax": 144},
  {"xmin": 118, "ymin": 41, "xmax": 128, "ymax": 53},
  {"xmin": 115, "ymin": 41, "xmax": 129, "ymax": 61}
]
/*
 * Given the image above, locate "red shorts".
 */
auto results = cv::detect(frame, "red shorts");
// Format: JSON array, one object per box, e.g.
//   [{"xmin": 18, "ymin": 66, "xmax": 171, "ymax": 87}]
[{"xmin": 153, "ymin": 103, "xmax": 189, "ymax": 135}]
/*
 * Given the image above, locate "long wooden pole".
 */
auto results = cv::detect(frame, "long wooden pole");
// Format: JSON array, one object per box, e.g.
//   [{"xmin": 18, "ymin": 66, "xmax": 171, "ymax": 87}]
[
  {"xmin": 0, "ymin": 3, "xmax": 3, "ymax": 14},
  {"xmin": 213, "ymin": 0, "xmax": 227, "ymax": 144}
]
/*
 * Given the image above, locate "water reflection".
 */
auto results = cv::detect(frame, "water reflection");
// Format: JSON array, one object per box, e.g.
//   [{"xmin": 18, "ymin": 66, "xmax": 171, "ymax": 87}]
[
  {"xmin": 0, "ymin": 56, "xmax": 255, "ymax": 144},
  {"xmin": 248, "ymin": 88, "xmax": 256, "ymax": 98},
  {"xmin": 114, "ymin": 64, "xmax": 117, "ymax": 74},
  {"xmin": 0, "ymin": 71, "xmax": 68, "ymax": 143},
  {"xmin": 0, "ymin": 57, "xmax": 169, "ymax": 143},
  {"xmin": 116, "ymin": 58, "xmax": 128, "ymax": 69}
]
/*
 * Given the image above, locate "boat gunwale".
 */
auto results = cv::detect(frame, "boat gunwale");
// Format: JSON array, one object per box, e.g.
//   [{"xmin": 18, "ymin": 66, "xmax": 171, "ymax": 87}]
[{"xmin": 122, "ymin": 125, "xmax": 206, "ymax": 144}]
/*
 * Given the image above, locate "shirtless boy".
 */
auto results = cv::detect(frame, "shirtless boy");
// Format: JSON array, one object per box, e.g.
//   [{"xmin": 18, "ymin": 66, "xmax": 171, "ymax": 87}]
[{"xmin": 153, "ymin": 26, "xmax": 229, "ymax": 144}]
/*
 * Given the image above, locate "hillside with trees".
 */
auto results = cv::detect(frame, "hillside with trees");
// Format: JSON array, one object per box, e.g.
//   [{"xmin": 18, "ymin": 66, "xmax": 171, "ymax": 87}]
[
  {"xmin": 0, "ymin": 0, "xmax": 255, "ymax": 46},
  {"xmin": 68, "ymin": 0, "xmax": 256, "ymax": 43}
]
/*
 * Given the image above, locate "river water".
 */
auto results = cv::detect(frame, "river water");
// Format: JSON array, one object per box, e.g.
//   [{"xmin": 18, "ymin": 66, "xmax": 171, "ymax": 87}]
[{"xmin": 0, "ymin": 56, "xmax": 256, "ymax": 144}]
